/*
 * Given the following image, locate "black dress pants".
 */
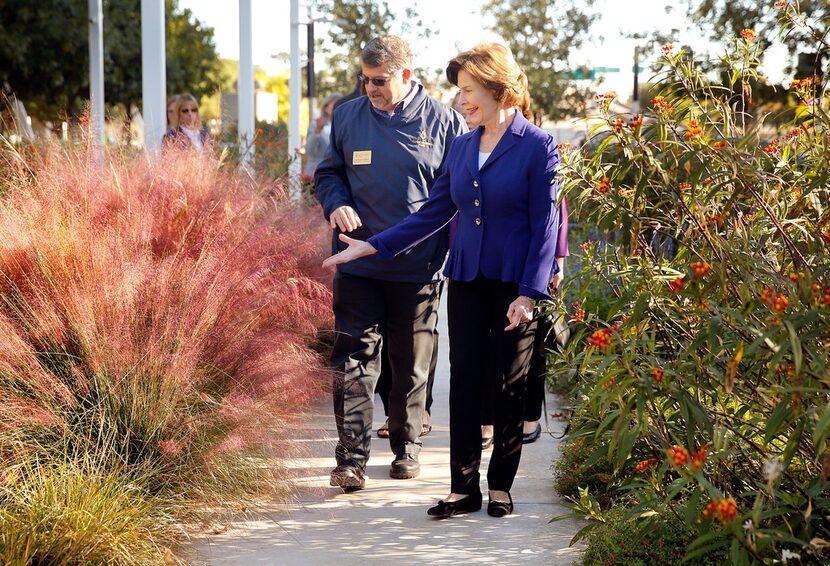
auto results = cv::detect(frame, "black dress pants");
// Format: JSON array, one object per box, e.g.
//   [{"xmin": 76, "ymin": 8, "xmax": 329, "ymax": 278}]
[
  {"xmin": 447, "ymin": 276, "xmax": 537, "ymax": 495},
  {"xmin": 330, "ymin": 272, "xmax": 440, "ymax": 471},
  {"xmin": 522, "ymin": 314, "xmax": 550, "ymax": 422},
  {"xmin": 480, "ymin": 313, "xmax": 551, "ymax": 425},
  {"xmin": 376, "ymin": 281, "xmax": 442, "ymax": 417},
  {"xmin": 377, "ymin": 330, "xmax": 438, "ymax": 416}
]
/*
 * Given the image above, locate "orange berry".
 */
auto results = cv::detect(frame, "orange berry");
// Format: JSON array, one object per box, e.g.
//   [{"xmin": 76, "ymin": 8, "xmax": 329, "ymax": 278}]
[
  {"xmin": 669, "ymin": 276, "xmax": 685, "ymax": 293},
  {"xmin": 651, "ymin": 367, "xmax": 664, "ymax": 383},
  {"xmin": 667, "ymin": 445, "xmax": 689, "ymax": 467}
]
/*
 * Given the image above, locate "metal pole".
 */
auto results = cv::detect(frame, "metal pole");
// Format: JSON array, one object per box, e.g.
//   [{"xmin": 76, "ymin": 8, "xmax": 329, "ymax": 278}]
[
  {"xmin": 632, "ymin": 46, "xmax": 640, "ymax": 113},
  {"xmin": 88, "ymin": 0, "xmax": 105, "ymax": 160},
  {"xmin": 289, "ymin": 0, "xmax": 302, "ymax": 199},
  {"xmin": 141, "ymin": 0, "xmax": 166, "ymax": 158},
  {"xmin": 307, "ymin": 19, "xmax": 315, "ymax": 126},
  {"xmin": 239, "ymin": 0, "xmax": 255, "ymax": 170}
]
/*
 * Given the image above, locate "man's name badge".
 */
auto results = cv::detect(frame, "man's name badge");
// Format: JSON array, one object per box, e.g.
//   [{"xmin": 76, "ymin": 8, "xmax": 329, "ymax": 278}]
[{"xmin": 352, "ymin": 150, "xmax": 372, "ymax": 165}]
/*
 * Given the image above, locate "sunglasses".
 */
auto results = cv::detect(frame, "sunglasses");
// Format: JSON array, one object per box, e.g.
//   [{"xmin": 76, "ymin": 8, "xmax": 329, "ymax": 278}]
[
  {"xmin": 181, "ymin": 107, "xmax": 199, "ymax": 113},
  {"xmin": 358, "ymin": 74, "xmax": 396, "ymax": 87}
]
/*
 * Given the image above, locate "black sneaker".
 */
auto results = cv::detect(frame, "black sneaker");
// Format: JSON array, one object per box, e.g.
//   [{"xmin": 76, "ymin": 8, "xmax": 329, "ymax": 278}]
[
  {"xmin": 389, "ymin": 454, "xmax": 420, "ymax": 479},
  {"xmin": 330, "ymin": 465, "xmax": 365, "ymax": 490}
]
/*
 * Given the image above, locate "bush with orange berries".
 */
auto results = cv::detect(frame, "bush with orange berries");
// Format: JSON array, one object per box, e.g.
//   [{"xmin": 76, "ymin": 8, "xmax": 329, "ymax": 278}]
[{"xmin": 551, "ymin": 5, "xmax": 830, "ymax": 564}]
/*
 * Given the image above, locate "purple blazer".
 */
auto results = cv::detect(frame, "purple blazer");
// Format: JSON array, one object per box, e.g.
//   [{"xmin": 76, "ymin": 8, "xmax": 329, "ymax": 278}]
[{"xmin": 369, "ymin": 112, "xmax": 562, "ymax": 299}]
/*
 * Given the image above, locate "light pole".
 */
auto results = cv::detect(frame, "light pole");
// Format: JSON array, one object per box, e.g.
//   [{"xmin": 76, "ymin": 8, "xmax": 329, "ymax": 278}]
[
  {"xmin": 307, "ymin": 13, "xmax": 315, "ymax": 127},
  {"xmin": 633, "ymin": 45, "xmax": 640, "ymax": 113},
  {"xmin": 630, "ymin": 33, "xmax": 646, "ymax": 114}
]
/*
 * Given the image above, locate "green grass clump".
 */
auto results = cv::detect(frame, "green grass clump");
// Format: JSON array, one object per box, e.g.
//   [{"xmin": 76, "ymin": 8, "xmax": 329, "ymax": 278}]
[{"xmin": 0, "ymin": 452, "xmax": 179, "ymax": 566}]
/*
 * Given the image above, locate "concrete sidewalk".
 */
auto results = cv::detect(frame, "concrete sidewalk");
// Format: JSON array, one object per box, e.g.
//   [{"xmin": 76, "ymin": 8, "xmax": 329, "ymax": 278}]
[{"xmin": 186, "ymin": 302, "xmax": 584, "ymax": 566}]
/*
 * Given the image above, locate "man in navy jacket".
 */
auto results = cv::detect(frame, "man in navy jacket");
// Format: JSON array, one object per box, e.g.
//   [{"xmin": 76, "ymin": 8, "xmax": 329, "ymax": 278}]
[{"xmin": 315, "ymin": 35, "xmax": 467, "ymax": 489}]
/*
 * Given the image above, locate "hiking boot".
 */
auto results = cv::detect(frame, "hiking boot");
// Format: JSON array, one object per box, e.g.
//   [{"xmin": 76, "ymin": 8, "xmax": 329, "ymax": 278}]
[
  {"xmin": 389, "ymin": 454, "xmax": 420, "ymax": 479},
  {"xmin": 330, "ymin": 465, "xmax": 365, "ymax": 490}
]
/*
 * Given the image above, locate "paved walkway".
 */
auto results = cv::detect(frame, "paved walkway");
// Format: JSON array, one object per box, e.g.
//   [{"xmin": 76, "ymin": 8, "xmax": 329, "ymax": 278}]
[{"xmin": 186, "ymin": 302, "xmax": 584, "ymax": 565}]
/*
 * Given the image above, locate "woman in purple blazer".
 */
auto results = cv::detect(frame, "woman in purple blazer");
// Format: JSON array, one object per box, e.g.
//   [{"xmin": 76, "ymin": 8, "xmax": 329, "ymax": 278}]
[{"xmin": 323, "ymin": 43, "xmax": 563, "ymax": 519}]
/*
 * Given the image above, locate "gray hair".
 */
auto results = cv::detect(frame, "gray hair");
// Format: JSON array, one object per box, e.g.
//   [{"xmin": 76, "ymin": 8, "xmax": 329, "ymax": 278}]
[
  {"xmin": 360, "ymin": 35, "xmax": 412, "ymax": 73},
  {"xmin": 322, "ymin": 92, "xmax": 343, "ymax": 108}
]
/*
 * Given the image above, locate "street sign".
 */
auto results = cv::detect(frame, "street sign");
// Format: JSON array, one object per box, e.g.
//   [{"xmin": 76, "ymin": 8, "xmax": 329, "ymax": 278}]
[{"xmin": 567, "ymin": 67, "xmax": 622, "ymax": 80}]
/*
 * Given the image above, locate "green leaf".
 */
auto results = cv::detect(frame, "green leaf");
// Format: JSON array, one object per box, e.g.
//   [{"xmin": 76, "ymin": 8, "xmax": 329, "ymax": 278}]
[
  {"xmin": 684, "ymin": 532, "xmax": 729, "ymax": 562},
  {"xmin": 813, "ymin": 403, "xmax": 830, "ymax": 447},
  {"xmin": 685, "ymin": 489, "xmax": 702, "ymax": 526},
  {"xmin": 764, "ymin": 400, "xmax": 793, "ymax": 443},
  {"xmin": 781, "ymin": 422, "xmax": 804, "ymax": 466},
  {"xmin": 783, "ymin": 320, "xmax": 803, "ymax": 374},
  {"xmin": 569, "ymin": 522, "xmax": 599, "ymax": 546}
]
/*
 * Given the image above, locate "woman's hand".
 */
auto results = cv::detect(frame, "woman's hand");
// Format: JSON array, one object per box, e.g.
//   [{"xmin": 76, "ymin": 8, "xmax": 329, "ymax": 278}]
[
  {"xmin": 505, "ymin": 296, "xmax": 535, "ymax": 331},
  {"xmin": 550, "ymin": 256, "xmax": 565, "ymax": 291},
  {"xmin": 322, "ymin": 233, "xmax": 377, "ymax": 269},
  {"xmin": 549, "ymin": 272, "xmax": 563, "ymax": 291}
]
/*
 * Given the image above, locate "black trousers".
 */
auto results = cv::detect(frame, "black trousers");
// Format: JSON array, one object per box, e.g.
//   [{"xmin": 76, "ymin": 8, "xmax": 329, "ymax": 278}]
[
  {"xmin": 376, "ymin": 281, "xmax": 442, "ymax": 417},
  {"xmin": 330, "ymin": 272, "xmax": 440, "ymax": 471},
  {"xmin": 481, "ymin": 314, "xmax": 549, "ymax": 425},
  {"xmin": 447, "ymin": 276, "xmax": 537, "ymax": 495},
  {"xmin": 523, "ymin": 314, "xmax": 550, "ymax": 422}
]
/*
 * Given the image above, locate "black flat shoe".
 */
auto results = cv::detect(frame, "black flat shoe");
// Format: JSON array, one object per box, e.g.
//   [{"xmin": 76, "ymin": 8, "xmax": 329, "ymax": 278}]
[
  {"xmin": 427, "ymin": 492, "xmax": 483, "ymax": 518},
  {"xmin": 522, "ymin": 422, "xmax": 542, "ymax": 444},
  {"xmin": 487, "ymin": 492, "xmax": 513, "ymax": 517}
]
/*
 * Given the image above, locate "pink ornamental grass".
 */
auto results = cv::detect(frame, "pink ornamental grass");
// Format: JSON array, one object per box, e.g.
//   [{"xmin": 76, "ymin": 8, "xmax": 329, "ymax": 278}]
[{"xmin": 0, "ymin": 142, "xmax": 332, "ymax": 479}]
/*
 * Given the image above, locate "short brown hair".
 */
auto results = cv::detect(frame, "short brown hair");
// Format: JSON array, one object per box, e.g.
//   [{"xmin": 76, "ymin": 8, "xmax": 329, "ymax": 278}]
[
  {"xmin": 360, "ymin": 35, "xmax": 413, "ymax": 73},
  {"xmin": 446, "ymin": 44, "xmax": 532, "ymax": 120}
]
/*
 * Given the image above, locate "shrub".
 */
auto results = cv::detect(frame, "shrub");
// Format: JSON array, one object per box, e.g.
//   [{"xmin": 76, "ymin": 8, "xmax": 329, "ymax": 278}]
[
  {"xmin": 553, "ymin": 437, "xmax": 615, "ymax": 504},
  {"xmin": 0, "ymin": 139, "xmax": 332, "ymax": 561},
  {"xmin": 555, "ymin": 5, "xmax": 830, "ymax": 564},
  {"xmin": 579, "ymin": 505, "xmax": 724, "ymax": 566}
]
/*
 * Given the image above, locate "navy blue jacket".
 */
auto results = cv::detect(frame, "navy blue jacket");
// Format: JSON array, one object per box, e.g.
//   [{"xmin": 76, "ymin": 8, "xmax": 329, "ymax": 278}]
[
  {"xmin": 314, "ymin": 86, "xmax": 467, "ymax": 282},
  {"xmin": 369, "ymin": 112, "xmax": 562, "ymax": 300}
]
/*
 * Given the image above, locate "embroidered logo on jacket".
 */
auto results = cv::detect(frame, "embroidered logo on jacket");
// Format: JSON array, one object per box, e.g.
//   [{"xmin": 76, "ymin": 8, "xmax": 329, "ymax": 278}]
[{"xmin": 410, "ymin": 128, "xmax": 434, "ymax": 148}]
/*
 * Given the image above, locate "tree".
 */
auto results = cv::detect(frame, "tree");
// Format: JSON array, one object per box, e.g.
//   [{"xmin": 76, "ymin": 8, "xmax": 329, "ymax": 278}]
[
  {"xmin": 313, "ymin": 0, "xmax": 431, "ymax": 96},
  {"xmin": 0, "ymin": 1, "xmax": 89, "ymax": 121},
  {"xmin": 687, "ymin": 0, "xmax": 830, "ymax": 73},
  {"xmin": 162, "ymin": 1, "xmax": 223, "ymax": 106},
  {"xmin": 483, "ymin": 0, "xmax": 599, "ymax": 123},
  {"xmin": 0, "ymin": 0, "xmax": 222, "ymax": 123}
]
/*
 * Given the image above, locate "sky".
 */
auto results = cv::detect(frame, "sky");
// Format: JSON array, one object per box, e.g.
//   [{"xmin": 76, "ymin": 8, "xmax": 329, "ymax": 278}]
[{"xmin": 178, "ymin": 0, "xmax": 788, "ymax": 98}]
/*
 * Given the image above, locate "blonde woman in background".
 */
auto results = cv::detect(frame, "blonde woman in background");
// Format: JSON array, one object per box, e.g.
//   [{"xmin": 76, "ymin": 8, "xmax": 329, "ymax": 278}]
[{"xmin": 162, "ymin": 94, "xmax": 210, "ymax": 154}]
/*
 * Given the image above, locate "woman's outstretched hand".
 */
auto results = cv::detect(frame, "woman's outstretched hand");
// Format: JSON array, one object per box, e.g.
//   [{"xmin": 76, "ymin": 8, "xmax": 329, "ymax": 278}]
[
  {"xmin": 322, "ymin": 233, "xmax": 378, "ymax": 269},
  {"xmin": 504, "ymin": 296, "xmax": 535, "ymax": 331}
]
